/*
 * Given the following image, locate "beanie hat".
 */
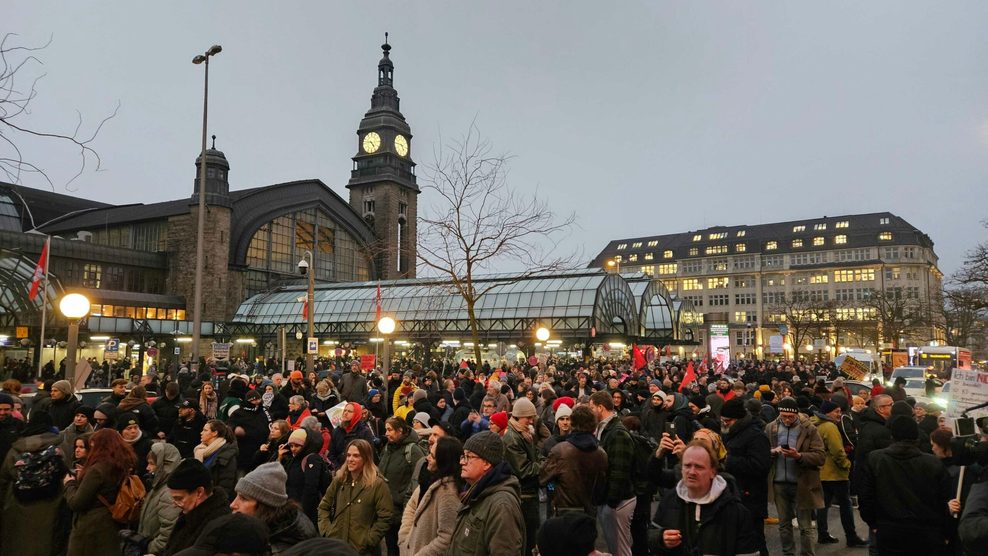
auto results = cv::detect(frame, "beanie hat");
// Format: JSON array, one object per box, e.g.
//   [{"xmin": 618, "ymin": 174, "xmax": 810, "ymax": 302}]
[
  {"xmin": 552, "ymin": 396, "xmax": 575, "ymax": 413},
  {"xmin": 720, "ymin": 397, "xmax": 747, "ymax": 419},
  {"xmin": 412, "ymin": 389, "xmax": 428, "ymax": 403},
  {"xmin": 0, "ymin": 393, "xmax": 12, "ymax": 407},
  {"xmin": 367, "ymin": 388, "xmax": 380, "ymax": 398},
  {"xmin": 489, "ymin": 411, "xmax": 508, "ymax": 431},
  {"xmin": 820, "ymin": 400, "xmax": 839, "ymax": 415},
  {"xmin": 117, "ymin": 415, "xmax": 140, "ymax": 432},
  {"xmin": 689, "ymin": 395, "xmax": 706, "ymax": 409},
  {"xmin": 178, "ymin": 513, "xmax": 270, "ymax": 555},
  {"xmin": 744, "ymin": 398, "xmax": 762, "ymax": 416},
  {"xmin": 500, "ymin": 384, "xmax": 511, "ymax": 395},
  {"xmin": 52, "ymin": 380, "xmax": 73, "ymax": 397},
  {"xmin": 463, "ymin": 430, "xmax": 504, "ymax": 465},
  {"xmin": 290, "ymin": 370, "xmax": 303, "ymax": 380},
  {"xmin": 537, "ymin": 512, "xmax": 597, "ymax": 556},
  {"xmin": 453, "ymin": 387, "xmax": 466, "ymax": 402},
  {"xmin": 75, "ymin": 405, "xmax": 95, "ymax": 422},
  {"xmin": 167, "ymin": 458, "xmax": 213, "ymax": 491},
  {"xmin": 245, "ymin": 390, "xmax": 261, "ymax": 402},
  {"xmin": 778, "ymin": 397, "xmax": 799, "ymax": 414},
  {"xmin": 889, "ymin": 415, "xmax": 919, "ymax": 441},
  {"xmin": 796, "ymin": 396, "xmax": 811, "ymax": 411},
  {"xmin": 761, "ymin": 390, "xmax": 776, "ymax": 403},
  {"xmin": 236, "ymin": 462, "xmax": 288, "ymax": 507},
  {"xmin": 413, "ymin": 412, "xmax": 432, "ymax": 429},
  {"xmin": 554, "ymin": 403, "xmax": 572, "ymax": 422},
  {"xmin": 891, "ymin": 400, "xmax": 914, "ymax": 419},
  {"xmin": 288, "ymin": 428, "xmax": 308, "ymax": 446},
  {"xmin": 512, "ymin": 398, "xmax": 537, "ymax": 418}
]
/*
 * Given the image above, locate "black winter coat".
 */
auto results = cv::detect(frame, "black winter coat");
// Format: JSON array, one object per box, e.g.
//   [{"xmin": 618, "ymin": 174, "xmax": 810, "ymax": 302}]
[
  {"xmin": 852, "ymin": 408, "xmax": 892, "ymax": 491},
  {"xmin": 228, "ymin": 405, "xmax": 270, "ymax": 470},
  {"xmin": 33, "ymin": 395, "xmax": 81, "ymax": 431},
  {"xmin": 859, "ymin": 441, "xmax": 950, "ymax": 535},
  {"xmin": 723, "ymin": 415, "xmax": 772, "ymax": 518},
  {"xmin": 151, "ymin": 395, "xmax": 182, "ymax": 439},
  {"xmin": 283, "ymin": 433, "xmax": 329, "ymax": 526},
  {"xmin": 959, "ymin": 482, "xmax": 988, "ymax": 553},
  {"xmin": 649, "ymin": 476, "xmax": 760, "ymax": 555},
  {"xmin": 161, "ymin": 488, "xmax": 231, "ymax": 556},
  {"xmin": 168, "ymin": 412, "xmax": 206, "ymax": 459}
]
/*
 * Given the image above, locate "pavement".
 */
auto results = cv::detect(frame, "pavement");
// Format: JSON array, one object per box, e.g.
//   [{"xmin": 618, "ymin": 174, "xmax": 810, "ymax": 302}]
[{"xmin": 763, "ymin": 500, "xmax": 872, "ymax": 555}]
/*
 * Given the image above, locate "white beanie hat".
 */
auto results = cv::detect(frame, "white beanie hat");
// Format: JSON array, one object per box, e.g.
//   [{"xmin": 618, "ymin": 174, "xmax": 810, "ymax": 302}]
[{"xmin": 555, "ymin": 403, "xmax": 573, "ymax": 422}]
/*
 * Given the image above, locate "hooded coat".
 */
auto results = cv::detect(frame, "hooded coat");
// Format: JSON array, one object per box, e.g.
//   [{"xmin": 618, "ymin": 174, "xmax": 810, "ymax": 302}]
[
  {"xmin": 161, "ymin": 488, "xmax": 230, "ymax": 556},
  {"xmin": 539, "ymin": 431, "xmax": 608, "ymax": 515},
  {"xmin": 722, "ymin": 415, "xmax": 771, "ymax": 519},
  {"xmin": 0, "ymin": 431, "xmax": 67, "ymax": 556},
  {"xmin": 138, "ymin": 442, "xmax": 183, "ymax": 555},
  {"xmin": 398, "ymin": 476, "xmax": 461, "ymax": 556},
  {"xmin": 649, "ymin": 475, "xmax": 760, "ymax": 556},
  {"xmin": 379, "ymin": 430, "xmax": 426, "ymax": 521},
  {"xmin": 228, "ymin": 402, "xmax": 271, "ymax": 470},
  {"xmin": 268, "ymin": 507, "xmax": 318, "ymax": 555},
  {"xmin": 284, "ymin": 428, "xmax": 330, "ymax": 526},
  {"xmin": 446, "ymin": 462, "xmax": 525, "ymax": 556}
]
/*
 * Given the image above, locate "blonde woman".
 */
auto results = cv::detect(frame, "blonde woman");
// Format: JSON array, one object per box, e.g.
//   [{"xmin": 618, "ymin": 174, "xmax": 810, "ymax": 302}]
[{"xmin": 317, "ymin": 439, "xmax": 394, "ymax": 556}]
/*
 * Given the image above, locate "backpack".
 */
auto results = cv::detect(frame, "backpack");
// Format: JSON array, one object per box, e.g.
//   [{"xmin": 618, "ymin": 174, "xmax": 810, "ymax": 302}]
[
  {"xmin": 13, "ymin": 445, "xmax": 66, "ymax": 502},
  {"xmin": 628, "ymin": 431, "xmax": 657, "ymax": 487},
  {"xmin": 302, "ymin": 452, "xmax": 333, "ymax": 497},
  {"xmin": 98, "ymin": 474, "xmax": 146, "ymax": 526}
]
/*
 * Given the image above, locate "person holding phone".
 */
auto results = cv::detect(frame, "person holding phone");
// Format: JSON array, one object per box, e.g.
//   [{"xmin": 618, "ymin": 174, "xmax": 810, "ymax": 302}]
[{"xmin": 765, "ymin": 397, "xmax": 826, "ymax": 556}]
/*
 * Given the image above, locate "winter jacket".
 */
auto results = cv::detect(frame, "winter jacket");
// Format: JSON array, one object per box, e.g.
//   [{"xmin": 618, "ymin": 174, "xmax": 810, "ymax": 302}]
[
  {"xmin": 116, "ymin": 398, "xmax": 159, "ymax": 435},
  {"xmin": 598, "ymin": 414, "xmax": 636, "ymax": 505},
  {"xmin": 161, "ymin": 488, "xmax": 231, "ymax": 556},
  {"xmin": 859, "ymin": 441, "xmax": 950, "ymax": 533},
  {"xmin": 329, "ymin": 420, "xmax": 376, "ymax": 469},
  {"xmin": 64, "ymin": 462, "xmax": 125, "ymax": 556},
  {"xmin": 446, "ymin": 462, "xmax": 525, "ymax": 556},
  {"xmin": 340, "ymin": 372, "xmax": 369, "ymax": 403},
  {"xmin": 502, "ymin": 420, "xmax": 542, "ymax": 497},
  {"xmin": 228, "ymin": 404, "xmax": 271, "ymax": 470},
  {"xmin": 811, "ymin": 413, "xmax": 851, "ymax": 482},
  {"xmin": 649, "ymin": 475, "xmax": 760, "ymax": 556},
  {"xmin": 268, "ymin": 507, "xmax": 318, "ymax": 555},
  {"xmin": 151, "ymin": 394, "xmax": 182, "ymax": 438},
  {"xmin": 765, "ymin": 413, "xmax": 826, "ymax": 510},
  {"xmin": 32, "ymin": 394, "xmax": 81, "ymax": 431},
  {"xmin": 284, "ymin": 429, "xmax": 331, "ymax": 526},
  {"xmin": 722, "ymin": 415, "xmax": 771, "ymax": 519},
  {"xmin": 539, "ymin": 431, "xmax": 608, "ymax": 515},
  {"xmin": 287, "ymin": 407, "xmax": 313, "ymax": 430},
  {"xmin": 0, "ymin": 432, "xmax": 67, "ymax": 556},
  {"xmin": 202, "ymin": 440, "xmax": 238, "ymax": 494},
  {"xmin": 379, "ymin": 432, "xmax": 426, "ymax": 520},
  {"xmin": 58, "ymin": 423, "xmax": 93, "ymax": 467},
  {"xmin": 398, "ymin": 476, "xmax": 460, "ymax": 556},
  {"xmin": 138, "ymin": 443, "xmax": 182, "ymax": 555},
  {"xmin": 168, "ymin": 413, "xmax": 206, "ymax": 459},
  {"xmin": 959, "ymin": 481, "xmax": 988, "ymax": 553},
  {"xmin": 317, "ymin": 472, "xmax": 393, "ymax": 556},
  {"xmin": 852, "ymin": 407, "xmax": 892, "ymax": 490},
  {"xmin": 639, "ymin": 403, "xmax": 669, "ymax": 441}
]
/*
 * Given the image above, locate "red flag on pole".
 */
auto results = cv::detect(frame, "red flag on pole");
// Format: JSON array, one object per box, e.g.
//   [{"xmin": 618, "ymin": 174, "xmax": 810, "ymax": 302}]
[
  {"xmin": 297, "ymin": 295, "xmax": 307, "ymax": 320},
  {"xmin": 697, "ymin": 357, "xmax": 708, "ymax": 374},
  {"xmin": 679, "ymin": 360, "xmax": 697, "ymax": 392},
  {"xmin": 632, "ymin": 344, "xmax": 646, "ymax": 370},
  {"xmin": 375, "ymin": 283, "xmax": 382, "ymax": 321},
  {"xmin": 28, "ymin": 237, "xmax": 49, "ymax": 301}
]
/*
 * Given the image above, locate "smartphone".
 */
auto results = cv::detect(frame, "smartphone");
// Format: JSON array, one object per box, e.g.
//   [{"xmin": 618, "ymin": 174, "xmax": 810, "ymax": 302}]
[{"xmin": 781, "ymin": 443, "xmax": 790, "ymax": 450}]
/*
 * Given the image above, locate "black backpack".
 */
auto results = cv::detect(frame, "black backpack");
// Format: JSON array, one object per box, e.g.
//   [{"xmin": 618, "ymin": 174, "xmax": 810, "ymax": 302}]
[
  {"xmin": 628, "ymin": 431, "xmax": 657, "ymax": 487},
  {"xmin": 14, "ymin": 444, "xmax": 66, "ymax": 502}
]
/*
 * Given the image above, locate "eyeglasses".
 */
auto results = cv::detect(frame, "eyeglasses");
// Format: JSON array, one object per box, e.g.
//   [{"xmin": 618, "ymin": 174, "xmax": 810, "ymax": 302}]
[{"xmin": 460, "ymin": 453, "xmax": 482, "ymax": 463}]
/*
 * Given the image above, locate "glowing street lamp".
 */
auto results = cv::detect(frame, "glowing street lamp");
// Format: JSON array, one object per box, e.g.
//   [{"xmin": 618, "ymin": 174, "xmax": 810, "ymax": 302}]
[
  {"xmin": 59, "ymin": 293, "xmax": 90, "ymax": 387},
  {"xmin": 535, "ymin": 327, "xmax": 550, "ymax": 342},
  {"xmin": 377, "ymin": 317, "xmax": 396, "ymax": 373}
]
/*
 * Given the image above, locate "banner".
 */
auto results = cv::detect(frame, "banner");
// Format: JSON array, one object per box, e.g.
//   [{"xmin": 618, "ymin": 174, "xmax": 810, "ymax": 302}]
[
  {"xmin": 835, "ymin": 354, "xmax": 868, "ymax": 381},
  {"xmin": 946, "ymin": 369, "xmax": 988, "ymax": 420},
  {"xmin": 768, "ymin": 335, "xmax": 784, "ymax": 354},
  {"xmin": 28, "ymin": 237, "xmax": 49, "ymax": 301},
  {"xmin": 360, "ymin": 354, "xmax": 376, "ymax": 370},
  {"xmin": 709, "ymin": 325, "xmax": 730, "ymax": 373},
  {"xmin": 212, "ymin": 342, "xmax": 232, "ymax": 361}
]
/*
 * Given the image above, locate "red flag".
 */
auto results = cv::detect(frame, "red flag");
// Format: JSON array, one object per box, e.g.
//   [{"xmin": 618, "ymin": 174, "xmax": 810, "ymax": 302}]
[
  {"xmin": 28, "ymin": 237, "xmax": 49, "ymax": 301},
  {"xmin": 632, "ymin": 344, "xmax": 646, "ymax": 370},
  {"xmin": 375, "ymin": 283, "xmax": 382, "ymax": 321},
  {"xmin": 679, "ymin": 361, "xmax": 697, "ymax": 392},
  {"xmin": 697, "ymin": 357, "xmax": 708, "ymax": 374},
  {"xmin": 297, "ymin": 295, "xmax": 307, "ymax": 320}
]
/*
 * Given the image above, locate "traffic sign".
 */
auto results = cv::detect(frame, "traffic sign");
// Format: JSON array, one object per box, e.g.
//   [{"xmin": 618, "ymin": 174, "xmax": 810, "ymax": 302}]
[
  {"xmin": 105, "ymin": 338, "xmax": 120, "ymax": 360},
  {"xmin": 307, "ymin": 337, "xmax": 319, "ymax": 354}
]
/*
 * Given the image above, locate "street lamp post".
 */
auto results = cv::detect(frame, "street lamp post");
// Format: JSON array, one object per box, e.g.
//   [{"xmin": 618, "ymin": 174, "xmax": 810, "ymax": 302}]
[
  {"xmin": 298, "ymin": 251, "xmax": 315, "ymax": 371},
  {"xmin": 378, "ymin": 316, "xmax": 396, "ymax": 374},
  {"xmin": 190, "ymin": 44, "xmax": 222, "ymax": 371},
  {"xmin": 59, "ymin": 293, "xmax": 90, "ymax": 388}
]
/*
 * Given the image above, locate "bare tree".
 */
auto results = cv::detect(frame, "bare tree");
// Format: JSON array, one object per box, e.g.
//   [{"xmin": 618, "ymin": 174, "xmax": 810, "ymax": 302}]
[
  {"xmin": 417, "ymin": 123, "xmax": 576, "ymax": 362},
  {"xmin": 809, "ymin": 298, "xmax": 857, "ymax": 353},
  {"xmin": 769, "ymin": 292, "xmax": 818, "ymax": 357},
  {"xmin": 865, "ymin": 289, "xmax": 927, "ymax": 348},
  {"xmin": 935, "ymin": 286, "xmax": 988, "ymax": 348},
  {"xmin": 0, "ymin": 33, "xmax": 117, "ymax": 189},
  {"xmin": 955, "ymin": 221, "xmax": 988, "ymax": 287}
]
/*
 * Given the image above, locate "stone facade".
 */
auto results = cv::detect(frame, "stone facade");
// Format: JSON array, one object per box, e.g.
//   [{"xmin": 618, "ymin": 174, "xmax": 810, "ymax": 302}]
[{"xmin": 165, "ymin": 206, "xmax": 240, "ymax": 323}]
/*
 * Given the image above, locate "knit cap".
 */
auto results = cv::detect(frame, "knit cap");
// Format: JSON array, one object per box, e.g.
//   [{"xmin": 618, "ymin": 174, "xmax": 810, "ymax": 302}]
[
  {"xmin": 720, "ymin": 397, "xmax": 747, "ymax": 419},
  {"xmin": 820, "ymin": 400, "xmax": 839, "ymax": 414},
  {"xmin": 777, "ymin": 397, "xmax": 799, "ymax": 414},
  {"xmin": 512, "ymin": 397, "xmax": 537, "ymax": 418},
  {"xmin": 413, "ymin": 412, "xmax": 432, "ymax": 429},
  {"xmin": 889, "ymin": 415, "xmax": 920, "ymax": 441},
  {"xmin": 0, "ymin": 393, "xmax": 12, "ymax": 407},
  {"xmin": 463, "ymin": 430, "xmax": 504, "ymax": 465},
  {"xmin": 167, "ymin": 458, "xmax": 213, "ymax": 491},
  {"xmin": 412, "ymin": 389, "xmax": 428, "ymax": 403},
  {"xmin": 554, "ymin": 403, "xmax": 572, "ymax": 422},
  {"xmin": 53, "ymin": 380, "xmax": 73, "ymax": 397},
  {"xmin": 236, "ymin": 462, "xmax": 288, "ymax": 507},
  {"xmin": 288, "ymin": 428, "xmax": 308, "ymax": 446},
  {"xmin": 489, "ymin": 411, "xmax": 508, "ymax": 431}
]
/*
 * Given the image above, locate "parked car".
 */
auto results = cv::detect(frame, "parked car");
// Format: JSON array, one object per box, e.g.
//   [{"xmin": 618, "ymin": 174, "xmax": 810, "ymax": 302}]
[{"xmin": 888, "ymin": 366, "xmax": 929, "ymax": 386}]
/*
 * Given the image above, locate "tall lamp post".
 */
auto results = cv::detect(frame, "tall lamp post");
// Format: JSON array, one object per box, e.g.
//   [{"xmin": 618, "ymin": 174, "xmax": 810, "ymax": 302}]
[
  {"xmin": 378, "ymin": 316, "xmax": 396, "ymax": 374},
  {"xmin": 59, "ymin": 293, "xmax": 90, "ymax": 388},
  {"xmin": 298, "ymin": 251, "xmax": 315, "ymax": 371},
  {"xmin": 190, "ymin": 44, "xmax": 222, "ymax": 370}
]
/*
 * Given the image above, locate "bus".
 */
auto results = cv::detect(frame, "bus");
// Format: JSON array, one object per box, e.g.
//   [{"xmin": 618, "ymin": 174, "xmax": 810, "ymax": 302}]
[{"xmin": 916, "ymin": 346, "xmax": 972, "ymax": 377}]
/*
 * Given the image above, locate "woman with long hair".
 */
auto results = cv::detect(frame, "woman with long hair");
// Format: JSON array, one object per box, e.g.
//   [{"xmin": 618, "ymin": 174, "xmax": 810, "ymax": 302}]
[
  {"xmin": 63, "ymin": 428, "xmax": 137, "ymax": 556},
  {"xmin": 194, "ymin": 419, "xmax": 239, "ymax": 493},
  {"xmin": 317, "ymin": 439, "xmax": 394, "ymax": 556},
  {"xmin": 199, "ymin": 382, "xmax": 218, "ymax": 420},
  {"xmin": 379, "ymin": 417, "xmax": 426, "ymax": 555},
  {"xmin": 253, "ymin": 419, "xmax": 292, "ymax": 469},
  {"xmin": 398, "ymin": 436, "xmax": 464, "ymax": 556}
]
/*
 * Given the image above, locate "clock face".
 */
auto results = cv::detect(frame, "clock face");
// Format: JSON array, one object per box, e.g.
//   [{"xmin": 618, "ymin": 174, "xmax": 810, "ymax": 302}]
[
  {"xmin": 394, "ymin": 135, "xmax": 409, "ymax": 157},
  {"xmin": 362, "ymin": 132, "xmax": 381, "ymax": 154}
]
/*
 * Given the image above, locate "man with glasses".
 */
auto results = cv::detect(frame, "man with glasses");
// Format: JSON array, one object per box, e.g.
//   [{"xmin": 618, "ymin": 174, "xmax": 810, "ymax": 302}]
[
  {"xmin": 448, "ymin": 430, "xmax": 525, "ymax": 555},
  {"xmin": 852, "ymin": 394, "xmax": 893, "ymax": 554},
  {"xmin": 163, "ymin": 458, "xmax": 231, "ymax": 555}
]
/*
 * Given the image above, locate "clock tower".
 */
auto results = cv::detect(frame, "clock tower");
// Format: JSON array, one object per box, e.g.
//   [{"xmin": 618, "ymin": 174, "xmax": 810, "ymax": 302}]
[{"xmin": 347, "ymin": 35, "xmax": 419, "ymax": 280}]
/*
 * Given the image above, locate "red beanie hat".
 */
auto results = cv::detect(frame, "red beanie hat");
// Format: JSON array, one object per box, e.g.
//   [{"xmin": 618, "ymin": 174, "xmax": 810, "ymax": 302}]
[
  {"xmin": 489, "ymin": 411, "xmax": 508, "ymax": 432},
  {"xmin": 552, "ymin": 396, "xmax": 575, "ymax": 413}
]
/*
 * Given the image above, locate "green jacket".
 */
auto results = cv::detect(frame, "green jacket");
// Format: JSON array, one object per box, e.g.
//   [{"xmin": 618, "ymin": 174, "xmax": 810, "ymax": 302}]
[
  {"xmin": 811, "ymin": 414, "xmax": 851, "ymax": 482},
  {"xmin": 502, "ymin": 421, "xmax": 542, "ymax": 496},
  {"xmin": 447, "ymin": 463, "xmax": 525, "ymax": 556},
  {"xmin": 378, "ymin": 431, "xmax": 425, "ymax": 517},
  {"xmin": 317, "ymin": 472, "xmax": 393, "ymax": 556}
]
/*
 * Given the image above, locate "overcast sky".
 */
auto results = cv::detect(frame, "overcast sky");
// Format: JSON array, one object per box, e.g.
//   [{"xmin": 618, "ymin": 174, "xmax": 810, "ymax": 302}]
[{"xmin": 6, "ymin": 2, "xmax": 988, "ymax": 276}]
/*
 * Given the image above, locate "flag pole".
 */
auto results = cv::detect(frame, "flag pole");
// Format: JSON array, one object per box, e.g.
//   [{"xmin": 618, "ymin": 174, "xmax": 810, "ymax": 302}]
[{"xmin": 36, "ymin": 236, "xmax": 51, "ymax": 378}]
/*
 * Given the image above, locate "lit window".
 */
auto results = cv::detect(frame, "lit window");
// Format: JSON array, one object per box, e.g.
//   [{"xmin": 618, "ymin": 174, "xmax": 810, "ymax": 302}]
[
  {"xmin": 617, "ymin": 243, "xmax": 627, "ymax": 250},
  {"xmin": 736, "ymin": 230, "xmax": 746, "ymax": 237},
  {"xmin": 647, "ymin": 240, "xmax": 658, "ymax": 247},
  {"xmin": 810, "ymin": 274, "xmax": 828, "ymax": 284},
  {"xmin": 813, "ymin": 237, "xmax": 825, "ymax": 246},
  {"xmin": 814, "ymin": 223, "xmax": 827, "ymax": 231},
  {"xmin": 878, "ymin": 232, "xmax": 893, "ymax": 241},
  {"xmin": 879, "ymin": 217, "xmax": 890, "ymax": 225},
  {"xmin": 641, "ymin": 265, "xmax": 655, "ymax": 276},
  {"xmin": 709, "ymin": 232, "xmax": 727, "ymax": 240},
  {"xmin": 658, "ymin": 263, "xmax": 678, "ymax": 275},
  {"xmin": 792, "ymin": 239, "xmax": 803, "ymax": 248},
  {"xmin": 644, "ymin": 253, "xmax": 654, "ymax": 261},
  {"xmin": 766, "ymin": 241, "xmax": 777, "ymax": 251},
  {"xmin": 663, "ymin": 250, "xmax": 673, "ymax": 259},
  {"xmin": 693, "ymin": 235, "xmax": 702, "ymax": 242},
  {"xmin": 628, "ymin": 254, "xmax": 638, "ymax": 262},
  {"xmin": 793, "ymin": 225, "xmax": 806, "ymax": 232},
  {"xmin": 705, "ymin": 245, "xmax": 728, "ymax": 255},
  {"xmin": 689, "ymin": 247, "xmax": 698, "ymax": 256},
  {"xmin": 632, "ymin": 242, "xmax": 642, "ymax": 248},
  {"xmin": 835, "ymin": 235, "xmax": 847, "ymax": 245},
  {"xmin": 836, "ymin": 221, "xmax": 849, "ymax": 228},
  {"xmin": 707, "ymin": 277, "xmax": 729, "ymax": 289},
  {"xmin": 736, "ymin": 243, "xmax": 747, "ymax": 253},
  {"xmin": 683, "ymin": 279, "xmax": 702, "ymax": 291}
]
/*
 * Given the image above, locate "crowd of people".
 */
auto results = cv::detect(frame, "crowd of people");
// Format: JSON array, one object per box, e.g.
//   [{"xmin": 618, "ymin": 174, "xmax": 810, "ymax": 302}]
[{"xmin": 0, "ymin": 354, "xmax": 985, "ymax": 556}]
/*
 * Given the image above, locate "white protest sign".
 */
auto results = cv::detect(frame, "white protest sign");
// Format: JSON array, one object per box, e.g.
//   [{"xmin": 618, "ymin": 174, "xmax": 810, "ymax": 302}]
[{"xmin": 946, "ymin": 368, "xmax": 988, "ymax": 420}]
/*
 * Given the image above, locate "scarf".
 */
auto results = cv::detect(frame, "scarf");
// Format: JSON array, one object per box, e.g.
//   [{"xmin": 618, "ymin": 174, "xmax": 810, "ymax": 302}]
[
  {"xmin": 344, "ymin": 403, "xmax": 364, "ymax": 433},
  {"xmin": 508, "ymin": 417, "xmax": 533, "ymax": 443},
  {"xmin": 262, "ymin": 391, "xmax": 274, "ymax": 408},
  {"xmin": 194, "ymin": 437, "xmax": 227, "ymax": 464},
  {"xmin": 200, "ymin": 390, "xmax": 218, "ymax": 419}
]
